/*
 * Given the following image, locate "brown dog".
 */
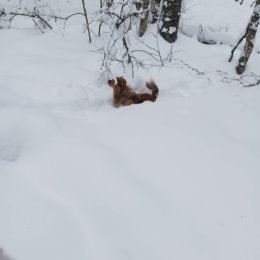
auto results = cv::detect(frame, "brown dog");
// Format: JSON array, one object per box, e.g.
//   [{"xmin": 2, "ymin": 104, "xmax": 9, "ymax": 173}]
[{"xmin": 108, "ymin": 76, "xmax": 159, "ymax": 108}]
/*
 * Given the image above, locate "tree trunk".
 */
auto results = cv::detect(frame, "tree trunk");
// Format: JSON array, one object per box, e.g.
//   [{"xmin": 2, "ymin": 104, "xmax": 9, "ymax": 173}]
[
  {"xmin": 159, "ymin": 0, "xmax": 182, "ymax": 43},
  {"xmin": 134, "ymin": 0, "xmax": 142, "ymax": 11},
  {"xmin": 236, "ymin": 0, "xmax": 260, "ymax": 75},
  {"xmin": 150, "ymin": 0, "xmax": 161, "ymax": 23},
  {"xmin": 139, "ymin": 0, "xmax": 150, "ymax": 37},
  {"xmin": 106, "ymin": 0, "xmax": 113, "ymax": 8}
]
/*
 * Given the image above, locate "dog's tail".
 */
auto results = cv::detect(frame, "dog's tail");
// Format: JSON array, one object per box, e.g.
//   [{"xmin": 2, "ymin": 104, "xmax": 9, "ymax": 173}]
[{"xmin": 146, "ymin": 80, "xmax": 159, "ymax": 97}]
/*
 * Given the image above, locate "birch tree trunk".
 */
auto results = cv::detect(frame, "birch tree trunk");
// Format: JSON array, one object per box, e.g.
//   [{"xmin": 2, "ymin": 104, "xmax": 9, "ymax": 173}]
[
  {"xmin": 106, "ymin": 0, "xmax": 113, "ymax": 8},
  {"xmin": 139, "ymin": 0, "xmax": 150, "ymax": 37},
  {"xmin": 150, "ymin": 0, "xmax": 161, "ymax": 23},
  {"xmin": 134, "ymin": 0, "xmax": 142, "ymax": 11},
  {"xmin": 159, "ymin": 0, "xmax": 182, "ymax": 43},
  {"xmin": 236, "ymin": 0, "xmax": 260, "ymax": 74}
]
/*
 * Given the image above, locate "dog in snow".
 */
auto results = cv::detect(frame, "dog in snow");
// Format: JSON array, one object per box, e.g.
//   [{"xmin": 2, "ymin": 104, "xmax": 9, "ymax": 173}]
[{"xmin": 108, "ymin": 76, "xmax": 159, "ymax": 108}]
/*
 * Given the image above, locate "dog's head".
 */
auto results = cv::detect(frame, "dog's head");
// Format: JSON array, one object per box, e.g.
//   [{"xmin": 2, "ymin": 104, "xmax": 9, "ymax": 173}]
[
  {"xmin": 116, "ymin": 76, "xmax": 127, "ymax": 87},
  {"xmin": 108, "ymin": 79, "xmax": 116, "ymax": 88},
  {"xmin": 108, "ymin": 76, "xmax": 130, "ymax": 107},
  {"xmin": 107, "ymin": 78, "xmax": 120, "ymax": 104},
  {"xmin": 107, "ymin": 76, "xmax": 127, "ymax": 89}
]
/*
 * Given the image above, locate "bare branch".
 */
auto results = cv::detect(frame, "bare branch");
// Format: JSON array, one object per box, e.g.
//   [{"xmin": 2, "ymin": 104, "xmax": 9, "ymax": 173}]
[
  {"xmin": 8, "ymin": 8, "xmax": 53, "ymax": 30},
  {"xmin": 229, "ymin": 25, "xmax": 249, "ymax": 62},
  {"xmin": 81, "ymin": 0, "xmax": 92, "ymax": 43}
]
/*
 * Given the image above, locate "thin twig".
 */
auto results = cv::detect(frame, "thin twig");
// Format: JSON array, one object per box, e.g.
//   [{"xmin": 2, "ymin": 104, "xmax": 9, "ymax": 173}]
[
  {"xmin": 9, "ymin": 10, "xmax": 53, "ymax": 29},
  {"xmin": 229, "ymin": 25, "xmax": 249, "ymax": 62},
  {"xmin": 81, "ymin": 0, "xmax": 92, "ymax": 43}
]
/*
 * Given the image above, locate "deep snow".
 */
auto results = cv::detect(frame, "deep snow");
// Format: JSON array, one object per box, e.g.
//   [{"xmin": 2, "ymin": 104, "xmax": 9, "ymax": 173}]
[{"xmin": 0, "ymin": 1, "xmax": 260, "ymax": 260}]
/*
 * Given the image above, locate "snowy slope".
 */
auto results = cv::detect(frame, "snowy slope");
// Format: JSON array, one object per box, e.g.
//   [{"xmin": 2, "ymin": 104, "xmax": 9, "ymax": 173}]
[{"xmin": 0, "ymin": 1, "xmax": 260, "ymax": 260}]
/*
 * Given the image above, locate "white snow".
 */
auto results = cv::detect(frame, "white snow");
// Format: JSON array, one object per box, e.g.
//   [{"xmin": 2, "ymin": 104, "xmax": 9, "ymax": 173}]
[
  {"xmin": 0, "ymin": 1, "xmax": 260, "ymax": 260},
  {"xmin": 169, "ymin": 26, "xmax": 177, "ymax": 34}
]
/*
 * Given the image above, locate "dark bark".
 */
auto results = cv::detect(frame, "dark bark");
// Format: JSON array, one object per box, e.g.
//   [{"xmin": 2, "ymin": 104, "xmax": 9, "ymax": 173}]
[
  {"xmin": 150, "ymin": 0, "xmax": 161, "ymax": 23},
  {"xmin": 236, "ymin": 0, "xmax": 260, "ymax": 74},
  {"xmin": 159, "ymin": 0, "xmax": 182, "ymax": 43},
  {"xmin": 106, "ymin": 0, "xmax": 114, "ymax": 8},
  {"xmin": 139, "ymin": 0, "xmax": 150, "ymax": 37},
  {"xmin": 134, "ymin": 1, "xmax": 142, "ymax": 11}
]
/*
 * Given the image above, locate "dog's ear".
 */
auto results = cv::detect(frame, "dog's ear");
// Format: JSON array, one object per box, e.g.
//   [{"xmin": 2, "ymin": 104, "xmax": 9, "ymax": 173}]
[{"xmin": 108, "ymin": 79, "xmax": 115, "ymax": 87}]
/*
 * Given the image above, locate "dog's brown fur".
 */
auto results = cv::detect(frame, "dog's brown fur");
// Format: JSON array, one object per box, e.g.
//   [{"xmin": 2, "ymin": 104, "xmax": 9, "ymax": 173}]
[{"xmin": 108, "ymin": 76, "xmax": 159, "ymax": 108}]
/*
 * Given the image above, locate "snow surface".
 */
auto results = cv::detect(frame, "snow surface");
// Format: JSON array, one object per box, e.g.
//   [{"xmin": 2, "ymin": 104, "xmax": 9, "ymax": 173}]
[{"xmin": 0, "ymin": 1, "xmax": 260, "ymax": 260}]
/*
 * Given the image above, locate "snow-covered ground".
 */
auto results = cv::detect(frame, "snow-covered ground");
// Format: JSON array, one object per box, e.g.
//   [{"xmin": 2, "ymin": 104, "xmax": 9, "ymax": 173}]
[{"xmin": 0, "ymin": 1, "xmax": 260, "ymax": 260}]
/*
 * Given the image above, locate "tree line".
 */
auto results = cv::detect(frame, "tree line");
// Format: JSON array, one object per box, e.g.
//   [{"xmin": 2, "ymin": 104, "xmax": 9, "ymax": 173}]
[{"xmin": 0, "ymin": 0, "xmax": 259, "ymax": 77}]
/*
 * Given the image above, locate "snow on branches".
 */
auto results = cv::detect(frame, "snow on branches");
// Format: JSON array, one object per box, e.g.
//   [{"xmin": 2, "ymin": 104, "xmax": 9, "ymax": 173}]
[{"xmin": 95, "ymin": 0, "xmax": 174, "ymax": 78}]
